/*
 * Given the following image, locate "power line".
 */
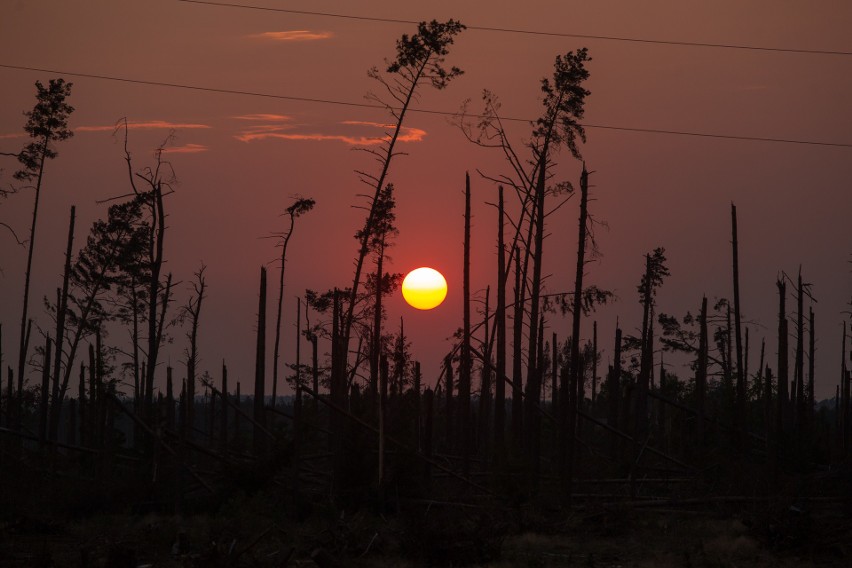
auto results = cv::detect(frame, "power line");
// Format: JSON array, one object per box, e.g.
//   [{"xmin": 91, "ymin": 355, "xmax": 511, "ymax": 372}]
[
  {"xmin": 177, "ymin": 0, "xmax": 852, "ymax": 57},
  {"xmin": 1, "ymin": 63, "xmax": 851, "ymax": 149}
]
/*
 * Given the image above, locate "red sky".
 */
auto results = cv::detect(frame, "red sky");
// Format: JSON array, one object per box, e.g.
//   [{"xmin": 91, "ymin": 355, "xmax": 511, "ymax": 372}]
[{"xmin": 1, "ymin": 0, "xmax": 851, "ymax": 400}]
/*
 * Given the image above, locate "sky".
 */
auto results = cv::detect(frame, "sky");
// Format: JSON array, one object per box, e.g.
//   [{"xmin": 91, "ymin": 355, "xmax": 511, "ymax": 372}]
[{"xmin": 0, "ymin": 0, "xmax": 851, "ymax": 401}]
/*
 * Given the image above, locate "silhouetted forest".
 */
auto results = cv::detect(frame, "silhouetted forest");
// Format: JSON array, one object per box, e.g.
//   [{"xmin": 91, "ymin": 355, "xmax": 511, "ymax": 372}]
[{"xmin": 1, "ymin": 19, "xmax": 851, "ymax": 568}]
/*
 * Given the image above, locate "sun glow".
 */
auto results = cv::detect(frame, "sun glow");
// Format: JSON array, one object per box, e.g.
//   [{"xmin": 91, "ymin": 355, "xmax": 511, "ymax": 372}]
[{"xmin": 402, "ymin": 267, "xmax": 447, "ymax": 310}]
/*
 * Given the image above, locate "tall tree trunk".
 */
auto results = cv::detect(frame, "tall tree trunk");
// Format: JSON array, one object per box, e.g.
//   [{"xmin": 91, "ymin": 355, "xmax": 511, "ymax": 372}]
[
  {"xmin": 273, "ymin": 212, "xmax": 298, "ymax": 409},
  {"xmin": 511, "ymin": 244, "xmax": 524, "ymax": 446},
  {"xmin": 592, "ymin": 321, "xmax": 598, "ymax": 409},
  {"xmin": 777, "ymin": 279, "xmax": 789, "ymax": 435},
  {"xmin": 808, "ymin": 306, "xmax": 815, "ymax": 429},
  {"xmin": 17, "ymin": 145, "xmax": 50, "ymax": 408},
  {"xmin": 220, "ymin": 361, "xmax": 228, "ymax": 452},
  {"xmin": 494, "ymin": 186, "xmax": 507, "ymax": 453},
  {"xmin": 842, "ymin": 323, "xmax": 848, "ymax": 449},
  {"xmin": 444, "ymin": 353, "xmax": 454, "ymax": 450},
  {"xmin": 39, "ymin": 335, "xmax": 52, "ymax": 451},
  {"xmin": 145, "ymin": 181, "xmax": 166, "ymax": 427},
  {"xmin": 49, "ymin": 206, "xmax": 75, "ymax": 442},
  {"xmin": 636, "ymin": 254, "xmax": 653, "ymax": 439},
  {"xmin": 608, "ymin": 325, "xmax": 622, "ymax": 434},
  {"xmin": 563, "ymin": 166, "xmax": 589, "ymax": 500},
  {"xmin": 795, "ymin": 269, "xmax": 805, "ymax": 429},
  {"xmin": 460, "ymin": 172, "xmax": 472, "ymax": 475},
  {"xmin": 697, "ymin": 296, "xmax": 708, "ymax": 453},
  {"xmin": 253, "ymin": 266, "xmax": 267, "ymax": 456},
  {"xmin": 479, "ymin": 286, "xmax": 491, "ymax": 457},
  {"xmin": 731, "ymin": 203, "xmax": 746, "ymax": 441},
  {"xmin": 371, "ymin": 245, "xmax": 384, "ymax": 401}
]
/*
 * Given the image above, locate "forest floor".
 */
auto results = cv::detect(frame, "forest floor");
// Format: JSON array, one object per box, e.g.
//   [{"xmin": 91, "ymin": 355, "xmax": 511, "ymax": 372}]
[{"xmin": 2, "ymin": 490, "xmax": 851, "ymax": 567}]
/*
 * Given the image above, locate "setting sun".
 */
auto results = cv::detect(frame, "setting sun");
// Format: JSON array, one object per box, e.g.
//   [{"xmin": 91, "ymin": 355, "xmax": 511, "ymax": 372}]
[{"xmin": 401, "ymin": 267, "xmax": 447, "ymax": 310}]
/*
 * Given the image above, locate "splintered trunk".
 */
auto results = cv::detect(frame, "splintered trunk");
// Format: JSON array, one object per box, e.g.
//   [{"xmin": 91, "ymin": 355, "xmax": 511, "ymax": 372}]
[
  {"xmin": 39, "ymin": 335, "xmax": 52, "ymax": 451},
  {"xmin": 795, "ymin": 270, "xmax": 805, "ymax": 429},
  {"xmin": 220, "ymin": 361, "xmax": 228, "ymax": 452},
  {"xmin": 478, "ymin": 287, "xmax": 492, "ymax": 456},
  {"xmin": 552, "ymin": 332, "xmax": 558, "ymax": 423},
  {"xmin": 842, "ymin": 324, "xmax": 848, "ymax": 449},
  {"xmin": 777, "ymin": 279, "xmax": 789, "ymax": 435},
  {"xmin": 145, "ymin": 181, "xmax": 166, "ymax": 427},
  {"xmin": 460, "ymin": 172, "xmax": 472, "ymax": 475},
  {"xmin": 444, "ymin": 353, "xmax": 454, "ymax": 450},
  {"xmin": 423, "ymin": 387, "xmax": 434, "ymax": 482},
  {"xmin": 253, "ymin": 266, "xmax": 267, "ymax": 457},
  {"xmin": 17, "ymin": 320, "xmax": 31, "ymax": 432},
  {"xmin": 49, "ymin": 206, "xmax": 75, "ymax": 443},
  {"xmin": 592, "ymin": 321, "xmax": 598, "ymax": 408},
  {"xmin": 379, "ymin": 355, "xmax": 388, "ymax": 485},
  {"xmin": 808, "ymin": 307, "xmax": 815, "ymax": 428},
  {"xmin": 563, "ymin": 166, "xmax": 589, "ymax": 499},
  {"xmin": 414, "ymin": 361, "xmax": 421, "ymax": 449},
  {"xmin": 636, "ymin": 254, "xmax": 653, "ymax": 439},
  {"xmin": 370, "ymin": 245, "xmax": 384, "ymax": 401},
  {"xmin": 696, "ymin": 297, "xmax": 708, "ymax": 450},
  {"xmin": 511, "ymin": 244, "xmax": 524, "ymax": 445},
  {"xmin": 731, "ymin": 203, "xmax": 746, "ymax": 440},
  {"xmin": 494, "ymin": 186, "xmax": 507, "ymax": 452},
  {"xmin": 166, "ymin": 366, "xmax": 175, "ymax": 431},
  {"xmin": 608, "ymin": 325, "xmax": 622, "ymax": 433}
]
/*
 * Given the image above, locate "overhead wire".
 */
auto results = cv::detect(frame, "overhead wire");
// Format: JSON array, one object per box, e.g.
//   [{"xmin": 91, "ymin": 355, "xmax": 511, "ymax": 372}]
[
  {"xmin": 176, "ymin": 0, "xmax": 852, "ymax": 57},
  {"xmin": 1, "ymin": 63, "xmax": 850, "ymax": 149}
]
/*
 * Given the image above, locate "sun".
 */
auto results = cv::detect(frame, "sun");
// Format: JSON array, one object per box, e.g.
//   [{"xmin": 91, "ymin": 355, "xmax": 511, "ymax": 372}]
[{"xmin": 402, "ymin": 267, "xmax": 447, "ymax": 310}]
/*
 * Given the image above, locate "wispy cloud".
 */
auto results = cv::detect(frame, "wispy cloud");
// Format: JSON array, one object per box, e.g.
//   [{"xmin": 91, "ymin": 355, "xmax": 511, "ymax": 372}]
[
  {"xmin": 235, "ymin": 121, "xmax": 426, "ymax": 146},
  {"xmin": 233, "ymin": 114, "xmax": 292, "ymax": 122},
  {"xmin": 0, "ymin": 133, "xmax": 25, "ymax": 140},
  {"xmin": 161, "ymin": 143, "xmax": 208, "ymax": 154},
  {"xmin": 76, "ymin": 120, "xmax": 211, "ymax": 132},
  {"xmin": 249, "ymin": 30, "xmax": 333, "ymax": 42}
]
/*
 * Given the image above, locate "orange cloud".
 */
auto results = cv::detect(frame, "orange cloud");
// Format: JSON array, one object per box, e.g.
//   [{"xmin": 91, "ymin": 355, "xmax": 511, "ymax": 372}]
[
  {"xmin": 250, "ymin": 30, "xmax": 333, "ymax": 41},
  {"xmin": 235, "ymin": 122, "xmax": 426, "ymax": 146},
  {"xmin": 0, "ymin": 133, "xmax": 25, "ymax": 140},
  {"xmin": 77, "ymin": 120, "xmax": 210, "ymax": 132},
  {"xmin": 233, "ymin": 114, "xmax": 291, "ymax": 121},
  {"xmin": 161, "ymin": 143, "xmax": 208, "ymax": 154}
]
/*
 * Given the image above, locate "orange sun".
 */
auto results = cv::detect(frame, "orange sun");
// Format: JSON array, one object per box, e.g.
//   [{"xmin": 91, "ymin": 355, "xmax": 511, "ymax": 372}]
[{"xmin": 402, "ymin": 267, "xmax": 447, "ymax": 310}]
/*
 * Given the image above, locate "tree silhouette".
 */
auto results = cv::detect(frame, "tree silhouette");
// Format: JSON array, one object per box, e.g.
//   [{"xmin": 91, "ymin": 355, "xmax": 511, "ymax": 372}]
[
  {"xmin": 271, "ymin": 196, "xmax": 315, "ymax": 406},
  {"xmin": 12, "ymin": 78, "xmax": 74, "ymax": 400},
  {"xmin": 343, "ymin": 20, "xmax": 465, "ymax": 385}
]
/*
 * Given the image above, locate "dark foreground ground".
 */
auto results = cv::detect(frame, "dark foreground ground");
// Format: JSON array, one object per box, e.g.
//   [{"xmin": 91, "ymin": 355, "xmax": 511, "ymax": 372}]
[{"xmin": 3, "ymin": 488, "xmax": 851, "ymax": 567}]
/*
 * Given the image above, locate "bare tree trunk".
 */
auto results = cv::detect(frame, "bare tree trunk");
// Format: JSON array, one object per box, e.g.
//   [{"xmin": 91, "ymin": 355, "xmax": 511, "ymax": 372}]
[
  {"xmin": 795, "ymin": 269, "xmax": 805, "ymax": 429},
  {"xmin": 253, "ymin": 266, "xmax": 267, "ymax": 456},
  {"xmin": 495, "ymin": 187, "xmax": 507, "ymax": 453},
  {"xmin": 808, "ymin": 306, "xmax": 815, "ymax": 429},
  {"xmin": 842, "ymin": 323, "xmax": 848, "ymax": 449},
  {"xmin": 696, "ymin": 297, "xmax": 708, "ymax": 453},
  {"xmin": 49, "ymin": 206, "xmax": 75, "ymax": 442},
  {"xmin": 636, "ymin": 254, "xmax": 653, "ymax": 440},
  {"xmin": 17, "ymin": 147, "xmax": 50, "ymax": 409},
  {"xmin": 460, "ymin": 172, "xmax": 472, "ymax": 475},
  {"xmin": 444, "ymin": 353, "xmax": 454, "ymax": 451},
  {"xmin": 777, "ymin": 279, "xmax": 789, "ymax": 435},
  {"xmin": 731, "ymin": 203, "xmax": 746, "ymax": 442},
  {"xmin": 562, "ymin": 166, "xmax": 589, "ymax": 500},
  {"xmin": 220, "ymin": 361, "xmax": 228, "ymax": 453},
  {"xmin": 511, "ymin": 244, "xmax": 524, "ymax": 445},
  {"xmin": 478, "ymin": 287, "xmax": 491, "ymax": 457},
  {"xmin": 592, "ymin": 321, "xmax": 598, "ymax": 409},
  {"xmin": 39, "ymin": 335, "xmax": 52, "ymax": 451},
  {"xmin": 608, "ymin": 325, "xmax": 622, "ymax": 434},
  {"xmin": 145, "ymin": 181, "xmax": 167, "ymax": 427}
]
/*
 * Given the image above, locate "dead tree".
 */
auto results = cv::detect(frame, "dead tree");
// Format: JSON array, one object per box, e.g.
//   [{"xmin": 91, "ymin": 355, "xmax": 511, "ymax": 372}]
[
  {"xmin": 731, "ymin": 203, "xmax": 746, "ymax": 439},
  {"xmin": 271, "ymin": 197, "xmax": 314, "ymax": 407},
  {"xmin": 494, "ymin": 186, "xmax": 507, "ymax": 453},
  {"xmin": 183, "ymin": 264, "xmax": 207, "ymax": 439},
  {"xmin": 253, "ymin": 266, "xmax": 267, "ymax": 456},
  {"xmin": 460, "ymin": 172, "xmax": 472, "ymax": 474},
  {"xmin": 777, "ymin": 279, "xmax": 789, "ymax": 435},
  {"xmin": 48, "ymin": 206, "xmax": 75, "ymax": 442}
]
